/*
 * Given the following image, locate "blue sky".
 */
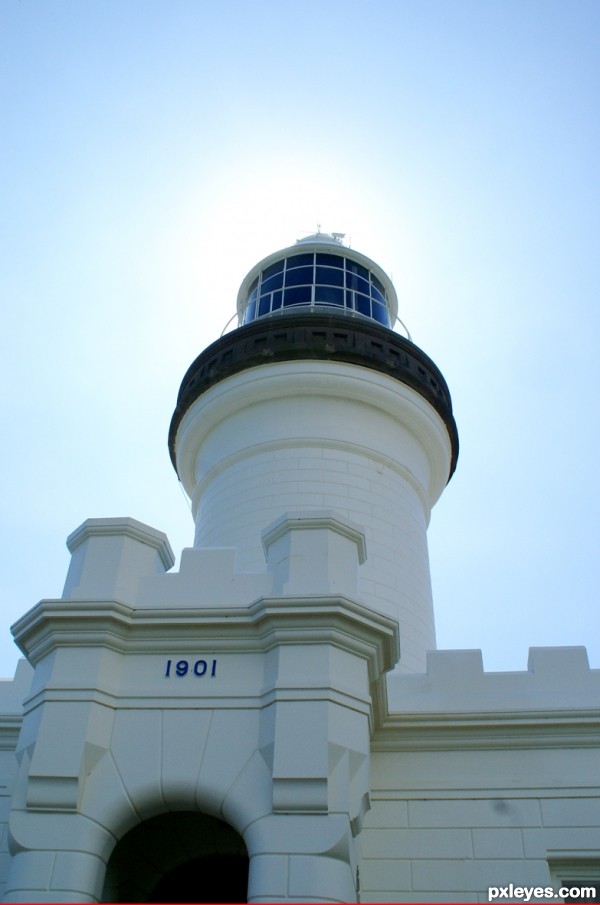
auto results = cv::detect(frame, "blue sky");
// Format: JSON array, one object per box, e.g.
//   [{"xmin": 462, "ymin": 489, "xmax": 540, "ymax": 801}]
[{"xmin": 1, "ymin": 0, "xmax": 598, "ymax": 676}]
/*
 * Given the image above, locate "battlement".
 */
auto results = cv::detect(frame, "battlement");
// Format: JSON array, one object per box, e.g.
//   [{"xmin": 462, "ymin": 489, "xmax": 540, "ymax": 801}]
[{"xmin": 387, "ymin": 647, "xmax": 600, "ymax": 714}]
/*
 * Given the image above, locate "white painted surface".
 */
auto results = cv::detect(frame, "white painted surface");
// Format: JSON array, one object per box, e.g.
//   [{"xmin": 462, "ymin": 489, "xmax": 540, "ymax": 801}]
[
  {"xmin": 0, "ymin": 516, "xmax": 397, "ymax": 902},
  {"xmin": 174, "ymin": 361, "xmax": 452, "ymax": 673},
  {"xmin": 0, "ymin": 514, "xmax": 597, "ymax": 902},
  {"xmin": 0, "ymin": 309, "xmax": 597, "ymax": 900}
]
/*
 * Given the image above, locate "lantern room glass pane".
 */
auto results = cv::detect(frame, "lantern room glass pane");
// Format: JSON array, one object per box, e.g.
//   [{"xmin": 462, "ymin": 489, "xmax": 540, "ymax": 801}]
[
  {"xmin": 346, "ymin": 260, "xmax": 369, "ymax": 280},
  {"xmin": 372, "ymin": 300, "xmax": 389, "ymax": 325},
  {"xmin": 316, "ymin": 253, "xmax": 343, "ymax": 268},
  {"xmin": 262, "ymin": 261, "xmax": 284, "ymax": 280},
  {"xmin": 285, "ymin": 266, "xmax": 314, "ymax": 287},
  {"xmin": 258, "ymin": 295, "xmax": 271, "ymax": 316},
  {"xmin": 346, "ymin": 273, "xmax": 370, "ymax": 295},
  {"xmin": 261, "ymin": 271, "xmax": 284, "ymax": 293},
  {"xmin": 283, "ymin": 285, "xmax": 312, "ymax": 306},
  {"xmin": 286, "ymin": 252, "xmax": 314, "ymax": 268},
  {"xmin": 371, "ymin": 286, "xmax": 386, "ymax": 306},
  {"xmin": 316, "ymin": 266, "xmax": 344, "ymax": 287},
  {"xmin": 315, "ymin": 286, "xmax": 344, "ymax": 305},
  {"xmin": 371, "ymin": 274, "xmax": 385, "ymax": 296},
  {"xmin": 353, "ymin": 293, "xmax": 371, "ymax": 317}
]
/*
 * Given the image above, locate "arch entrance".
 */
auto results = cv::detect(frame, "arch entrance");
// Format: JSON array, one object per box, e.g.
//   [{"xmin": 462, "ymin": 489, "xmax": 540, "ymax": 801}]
[{"xmin": 102, "ymin": 811, "xmax": 248, "ymax": 903}]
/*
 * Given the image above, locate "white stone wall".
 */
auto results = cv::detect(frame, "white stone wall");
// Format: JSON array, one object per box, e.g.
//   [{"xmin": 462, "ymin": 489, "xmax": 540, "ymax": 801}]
[
  {"xmin": 0, "ymin": 516, "xmax": 397, "ymax": 903},
  {"xmin": 360, "ymin": 756, "xmax": 600, "ymax": 902},
  {"xmin": 0, "ymin": 519, "xmax": 597, "ymax": 902},
  {"xmin": 359, "ymin": 648, "xmax": 600, "ymax": 903}
]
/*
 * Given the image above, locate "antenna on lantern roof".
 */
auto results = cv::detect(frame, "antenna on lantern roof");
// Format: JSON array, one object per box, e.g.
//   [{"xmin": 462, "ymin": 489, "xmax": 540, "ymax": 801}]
[{"xmin": 296, "ymin": 230, "xmax": 347, "ymax": 246}]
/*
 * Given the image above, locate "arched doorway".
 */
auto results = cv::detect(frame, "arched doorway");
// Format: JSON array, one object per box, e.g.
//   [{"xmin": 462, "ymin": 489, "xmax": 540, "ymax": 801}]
[
  {"xmin": 148, "ymin": 853, "xmax": 248, "ymax": 903},
  {"xmin": 102, "ymin": 811, "xmax": 249, "ymax": 903}
]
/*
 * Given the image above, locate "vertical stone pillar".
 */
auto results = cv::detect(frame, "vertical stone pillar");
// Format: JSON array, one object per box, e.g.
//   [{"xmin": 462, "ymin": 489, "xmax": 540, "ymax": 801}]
[
  {"xmin": 247, "ymin": 814, "xmax": 358, "ymax": 903},
  {"xmin": 62, "ymin": 517, "xmax": 174, "ymax": 601},
  {"xmin": 5, "ymin": 518, "xmax": 175, "ymax": 903},
  {"xmin": 243, "ymin": 512, "xmax": 398, "ymax": 902}
]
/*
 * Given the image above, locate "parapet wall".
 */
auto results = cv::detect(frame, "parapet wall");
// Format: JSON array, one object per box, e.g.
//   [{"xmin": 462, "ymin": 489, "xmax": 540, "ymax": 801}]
[
  {"xmin": 1, "ymin": 644, "xmax": 598, "ymax": 754},
  {"xmin": 0, "ymin": 646, "xmax": 598, "ymax": 733},
  {"xmin": 364, "ymin": 648, "xmax": 600, "ymax": 904},
  {"xmin": 386, "ymin": 646, "xmax": 600, "ymax": 714}
]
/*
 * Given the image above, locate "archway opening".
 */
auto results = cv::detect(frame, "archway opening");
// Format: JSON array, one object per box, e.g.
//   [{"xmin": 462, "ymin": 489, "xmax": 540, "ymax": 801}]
[
  {"xmin": 148, "ymin": 853, "xmax": 248, "ymax": 903},
  {"xmin": 102, "ymin": 811, "xmax": 248, "ymax": 903}
]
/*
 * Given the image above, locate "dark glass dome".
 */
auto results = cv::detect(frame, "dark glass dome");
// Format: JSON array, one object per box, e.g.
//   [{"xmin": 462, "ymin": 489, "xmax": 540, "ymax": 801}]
[{"xmin": 236, "ymin": 234, "xmax": 398, "ymax": 329}]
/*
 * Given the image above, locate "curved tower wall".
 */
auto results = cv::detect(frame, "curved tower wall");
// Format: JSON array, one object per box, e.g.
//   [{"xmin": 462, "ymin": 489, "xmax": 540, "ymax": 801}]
[
  {"xmin": 175, "ymin": 359, "xmax": 452, "ymax": 673},
  {"xmin": 171, "ymin": 236, "xmax": 458, "ymax": 674}
]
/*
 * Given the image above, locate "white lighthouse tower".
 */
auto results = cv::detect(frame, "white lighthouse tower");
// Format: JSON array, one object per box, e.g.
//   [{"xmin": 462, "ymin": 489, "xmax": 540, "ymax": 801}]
[
  {"xmin": 2, "ymin": 233, "xmax": 459, "ymax": 903},
  {"xmin": 2, "ymin": 233, "xmax": 599, "ymax": 904},
  {"xmin": 170, "ymin": 232, "xmax": 458, "ymax": 673}
]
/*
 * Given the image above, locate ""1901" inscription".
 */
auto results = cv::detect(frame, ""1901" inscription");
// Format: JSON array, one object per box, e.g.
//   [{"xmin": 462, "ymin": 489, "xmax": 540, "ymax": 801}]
[{"xmin": 165, "ymin": 658, "xmax": 217, "ymax": 678}]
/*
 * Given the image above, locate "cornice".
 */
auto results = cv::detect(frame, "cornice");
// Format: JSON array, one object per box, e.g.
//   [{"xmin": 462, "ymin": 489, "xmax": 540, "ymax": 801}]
[
  {"xmin": 372, "ymin": 708, "xmax": 600, "ymax": 751},
  {"xmin": 11, "ymin": 596, "xmax": 399, "ymax": 726},
  {"xmin": 11, "ymin": 595, "xmax": 399, "ymax": 735},
  {"xmin": 66, "ymin": 517, "xmax": 175, "ymax": 570},
  {"xmin": 169, "ymin": 314, "xmax": 458, "ymax": 480},
  {"xmin": 248, "ymin": 595, "xmax": 399, "ymax": 675},
  {"xmin": 262, "ymin": 513, "xmax": 367, "ymax": 565}
]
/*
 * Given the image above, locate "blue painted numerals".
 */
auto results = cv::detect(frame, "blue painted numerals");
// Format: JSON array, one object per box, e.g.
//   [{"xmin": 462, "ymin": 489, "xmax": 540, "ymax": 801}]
[{"xmin": 165, "ymin": 658, "xmax": 217, "ymax": 678}]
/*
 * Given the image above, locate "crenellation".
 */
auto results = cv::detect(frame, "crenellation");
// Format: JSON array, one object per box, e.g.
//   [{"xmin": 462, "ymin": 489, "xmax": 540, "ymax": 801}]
[{"xmin": 386, "ymin": 646, "xmax": 600, "ymax": 714}]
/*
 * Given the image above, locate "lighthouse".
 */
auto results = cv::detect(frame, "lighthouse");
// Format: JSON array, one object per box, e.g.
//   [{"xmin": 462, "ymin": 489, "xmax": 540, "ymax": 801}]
[
  {"xmin": 170, "ymin": 232, "xmax": 458, "ymax": 673},
  {"xmin": 2, "ymin": 233, "xmax": 599, "ymax": 904},
  {"xmin": 1, "ymin": 232, "xmax": 458, "ymax": 902}
]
